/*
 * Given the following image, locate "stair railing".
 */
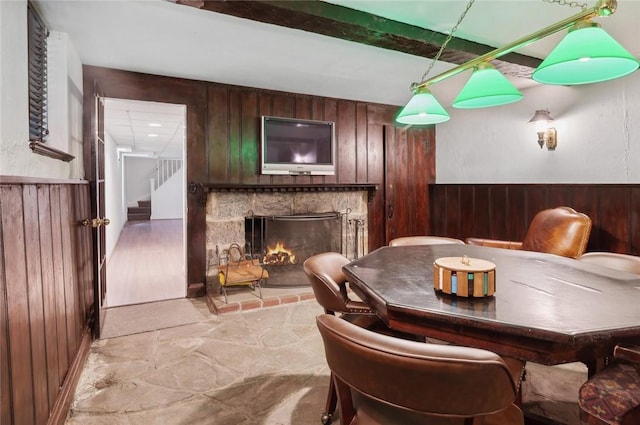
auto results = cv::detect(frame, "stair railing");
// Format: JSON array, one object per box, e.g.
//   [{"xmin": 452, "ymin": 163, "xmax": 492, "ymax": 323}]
[{"xmin": 149, "ymin": 158, "xmax": 183, "ymax": 192}]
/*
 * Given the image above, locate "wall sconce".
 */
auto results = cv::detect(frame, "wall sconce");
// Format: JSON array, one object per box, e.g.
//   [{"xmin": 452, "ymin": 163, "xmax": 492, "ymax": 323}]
[{"xmin": 529, "ymin": 109, "xmax": 557, "ymax": 150}]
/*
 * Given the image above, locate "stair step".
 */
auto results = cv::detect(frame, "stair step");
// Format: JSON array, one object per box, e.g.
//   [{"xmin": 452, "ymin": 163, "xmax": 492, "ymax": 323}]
[
  {"xmin": 127, "ymin": 201, "xmax": 151, "ymax": 221},
  {"xmin": 127, "ymin": 212, "xmax": 151, "ymax": 220},
  {"xmin": 128, "ymin": 206, "xmax": 150, "ymax": 213}
]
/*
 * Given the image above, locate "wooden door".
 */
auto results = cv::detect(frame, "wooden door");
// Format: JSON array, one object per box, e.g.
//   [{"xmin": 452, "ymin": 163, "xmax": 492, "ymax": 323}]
[
  {"xmin": 383, "ymin": 125, "xmax": 435, "ymax": 243},
  {"xmin": 84, "ymin": 83, "xmax": 108, "ymax": 338}
]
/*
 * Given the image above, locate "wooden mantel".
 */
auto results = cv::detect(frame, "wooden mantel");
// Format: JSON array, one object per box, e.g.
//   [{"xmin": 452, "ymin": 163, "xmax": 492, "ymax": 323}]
[{"xmin": 196, "ymin": 183, "xmax": 378, "ymax": 202}]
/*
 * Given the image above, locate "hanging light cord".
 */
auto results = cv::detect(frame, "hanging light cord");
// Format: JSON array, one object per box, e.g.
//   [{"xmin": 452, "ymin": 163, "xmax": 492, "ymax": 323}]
[
  {"xmin": 542, "ymin": 0, "xmax": 588, "ymax": 11},
  {"xmin": 419, "ymin": 0, "xmax": 476, "ymax": 83},
  {"xmin": 421, "ymin": 0, "xmax": 585, "ymax": 83}
]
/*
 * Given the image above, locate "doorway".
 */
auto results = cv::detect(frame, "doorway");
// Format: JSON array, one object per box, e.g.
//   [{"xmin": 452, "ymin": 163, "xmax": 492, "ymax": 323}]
[{"xmin": 103, "ymin": 98, "xmax": 187, "ymax": 307}]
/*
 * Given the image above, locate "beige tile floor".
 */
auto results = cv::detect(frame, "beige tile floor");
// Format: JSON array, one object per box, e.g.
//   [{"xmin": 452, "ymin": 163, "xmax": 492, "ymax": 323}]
[{"xmin": 65, "ymin": 290, "xmax": 587, "ymax": 425}]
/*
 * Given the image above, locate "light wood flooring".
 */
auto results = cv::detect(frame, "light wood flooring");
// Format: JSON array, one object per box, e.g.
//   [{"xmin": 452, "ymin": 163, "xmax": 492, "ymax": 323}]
[{"xmin": 106, "ymin": 219, "xmax": 185, "ymax": 307}]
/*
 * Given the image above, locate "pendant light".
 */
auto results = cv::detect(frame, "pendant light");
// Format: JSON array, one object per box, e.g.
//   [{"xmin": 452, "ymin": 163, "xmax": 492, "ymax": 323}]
[
  {"xmin": 396, "ymin": 0, "xmax": 476, "ymax": 126},
  {"xmin": 453, "ymin": 63, "xmax": 524, "ymax": 109},
  {"xmin": 396, "ymin": 86, "xmax": 450, "ymax": 125},
  {"xmin": 532, "ymin": 20, "xmax": 639, "ymax": 85},
  {"xmin": 397, "ymin": 0, "xmax": 638, "ymax": 124}
]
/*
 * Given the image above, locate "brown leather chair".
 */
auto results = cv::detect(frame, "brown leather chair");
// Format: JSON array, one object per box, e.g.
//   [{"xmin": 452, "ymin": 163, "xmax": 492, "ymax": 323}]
[
  {"xmin": 304, "ymin": 252, "xmax": 418, "ymax": 424},
  {"xmin": 389, "ymin": 236, "xmax": 465, "ymax": 246},
  {"xmin": 466, "ymin": 206, "xmax": 592, "ymax": 259},
  {"xmin": 303, "ymin": 252, "xmax": 375, "ymax": 318},
  {"xmin": 579, "ymin": 252, "xmax": 640, "ymax": 275},
  {"xmin": 316, "ymin": 314, "xmax": 524, "ymax": 425}
]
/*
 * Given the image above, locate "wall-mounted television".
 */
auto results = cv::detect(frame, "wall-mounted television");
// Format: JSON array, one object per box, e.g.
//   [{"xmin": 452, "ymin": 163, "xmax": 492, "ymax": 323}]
[{"xmin": 260, "ymin": 116, "xmax": 336, "ymax": 176}]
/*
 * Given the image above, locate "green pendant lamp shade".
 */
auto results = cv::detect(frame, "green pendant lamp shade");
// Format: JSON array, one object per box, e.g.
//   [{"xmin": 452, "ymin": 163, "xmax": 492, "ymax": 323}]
[
  {"xmin": 396, "ymin": 87, "xmax": 450, "ymax": 125},
  {"xmin": 452, "ymin": 63, "xmax": 524, "ymax": 109},
  {"xmin": 533, "ymin": 21, "xmax": 639, "ymax": 85}
]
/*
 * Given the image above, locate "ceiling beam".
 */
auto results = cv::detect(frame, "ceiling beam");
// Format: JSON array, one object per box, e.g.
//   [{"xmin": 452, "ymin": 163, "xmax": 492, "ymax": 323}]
[{"xmin": 177, "ymin": 0, "xmax": 541, "ymax": 79}]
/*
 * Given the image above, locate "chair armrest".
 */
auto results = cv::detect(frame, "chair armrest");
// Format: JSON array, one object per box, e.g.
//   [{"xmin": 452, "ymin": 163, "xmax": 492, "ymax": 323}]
[
  {"xmin": 465, "ymin": 237, "xmax": 523, "ymax": 250},
  {"xmin": 614, "ymin": 344, "xmax": 640, "ymax": 364}
]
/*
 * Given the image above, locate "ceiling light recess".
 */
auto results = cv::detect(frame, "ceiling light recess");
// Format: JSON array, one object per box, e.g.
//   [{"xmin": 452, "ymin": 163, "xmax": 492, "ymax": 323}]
[{"xmin": 397, "ymin": 0, "xmax": 638, "ymax": 126}]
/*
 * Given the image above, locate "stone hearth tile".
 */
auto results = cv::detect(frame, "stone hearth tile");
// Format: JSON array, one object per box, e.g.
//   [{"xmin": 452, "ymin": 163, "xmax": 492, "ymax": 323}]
[
  {"xmin": 65, "ymin": 296, "xmax": 583, "ymax": 425},
  {"xmin": 197, "ymin": 339, "xmax": 266, "ymax": 375},
  {"xmin": 156, "ymin": 321, "xmax": 218, "ymax": 342},
  {"xmin": 71, "ymin": 378, "xmax": 193, "ymax": 414},
  {"xmin": 143, "ymin": 353, "xmax": 234, "ymax": 393},
  {"xmin": 206, "ymin": 319, "xmax": 260, "ymax": 345},
  {"xmin": 206, "ymin": 374, "xmax": 326, "ymax": 418},
  {"xmin": 69, "ymin": 396, "xmax": 245, "ymax": 425},
  {"xmin": 92, "ymin": 332, "xmax": 157, "ymax": 360}
]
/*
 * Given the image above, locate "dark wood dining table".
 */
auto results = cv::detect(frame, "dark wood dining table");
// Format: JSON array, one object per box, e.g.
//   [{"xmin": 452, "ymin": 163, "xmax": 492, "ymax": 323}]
[{"xmin": 343, "ymin": 244, "xmax": 640, "ymax": 375}]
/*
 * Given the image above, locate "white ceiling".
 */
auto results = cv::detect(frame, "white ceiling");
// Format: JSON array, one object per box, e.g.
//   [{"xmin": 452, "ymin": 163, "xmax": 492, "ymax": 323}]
[
  {"xmin": 34, "ymin": 0, "xmax": 640, "ymax": 156},
  {"xmin": 104, "ymin": 98, "xmax": 185, "ymax": 158}
]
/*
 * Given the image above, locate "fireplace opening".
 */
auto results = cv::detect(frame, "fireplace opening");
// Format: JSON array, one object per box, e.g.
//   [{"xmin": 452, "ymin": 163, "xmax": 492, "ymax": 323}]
[{"xmin": 245, "ymin": 212, "xmax": 342, "ymax": 287}]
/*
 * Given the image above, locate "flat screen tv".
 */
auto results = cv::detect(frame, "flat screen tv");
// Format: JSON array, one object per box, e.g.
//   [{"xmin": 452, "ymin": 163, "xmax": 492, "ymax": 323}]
[{"xmin": 260, "ymin": 116, "xmax": 336, "ymax": 175}]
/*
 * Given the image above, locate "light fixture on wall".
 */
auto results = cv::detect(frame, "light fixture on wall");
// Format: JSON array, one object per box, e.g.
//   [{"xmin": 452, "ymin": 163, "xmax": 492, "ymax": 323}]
[
  {"xmin": 529, "ymin": 109, "xmax": 557, "ymax": 150},
  {"xmin": 396, "ymin": 0, "xmax": 639, "ymax": 126}
]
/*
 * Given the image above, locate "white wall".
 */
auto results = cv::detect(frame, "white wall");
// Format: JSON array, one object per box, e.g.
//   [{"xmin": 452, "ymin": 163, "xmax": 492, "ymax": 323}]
[
  {"xmin": 124, "ymin": 156, "xmax": 156, "ymax": 206},
  {"xmin": 151, "ymin": 168, "xmax": 184, "ymax": 220},
  {"xmin": 47, "ymin": 31, "xmax": 84, "ymax": 179},
  {"xmin": 105, "ymin": 131, "xmax": 126, "ymax": 259},
  {"xmin": 0, "ymin": 1, "xmax": 83, "ymax": 179},
  {"xmin": 435, "ymin": 71, "xmax": 640, "ymax": 184}
]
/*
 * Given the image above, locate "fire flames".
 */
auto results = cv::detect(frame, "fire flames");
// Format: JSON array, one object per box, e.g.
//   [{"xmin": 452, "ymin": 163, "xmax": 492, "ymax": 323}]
[{"xmin": 264, "ymin": 241, "xmax": 296, "ymax": 265}]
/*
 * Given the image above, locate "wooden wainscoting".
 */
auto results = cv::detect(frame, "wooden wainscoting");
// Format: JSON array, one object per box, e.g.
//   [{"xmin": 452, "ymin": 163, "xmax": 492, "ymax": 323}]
[
  {"xmin": 0, "ymin": 177, "xmax": 94, "ymax": 425},
  {"xmin": 430, "ymin": 184, "xmax": 640, "ymax": 255}
]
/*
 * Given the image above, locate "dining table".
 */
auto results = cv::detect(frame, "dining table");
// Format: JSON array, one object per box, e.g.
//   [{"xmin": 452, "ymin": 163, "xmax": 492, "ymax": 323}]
[{"xmin": 343, "ymin": 244, "xmax": 640, "ymax": 375}]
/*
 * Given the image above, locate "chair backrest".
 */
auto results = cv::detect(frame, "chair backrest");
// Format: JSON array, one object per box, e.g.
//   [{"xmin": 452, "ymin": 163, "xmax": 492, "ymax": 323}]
[
  {"xmin": 522, "ymin": 206, "xmax": 592, "ymax": 259},
  {"xmin": 579, "ymin": 252, "xmax": 640, "ymax": 275},
  {"xmin": 303, "ymin": 252, "xmax": 356, "ymax": 314},
  {"xmin": 389, "ymin": 236, "xmax": 465, "ymax": 246},
  {"xmin": 316, "ymin": 314, "xmax": 522, "ymax": 423}
]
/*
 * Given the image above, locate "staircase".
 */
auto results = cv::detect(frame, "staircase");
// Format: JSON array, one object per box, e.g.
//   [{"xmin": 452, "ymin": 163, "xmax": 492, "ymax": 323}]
[{"xmin": 127, "ymin": 200, "xmax": 151, "ymax": 221}]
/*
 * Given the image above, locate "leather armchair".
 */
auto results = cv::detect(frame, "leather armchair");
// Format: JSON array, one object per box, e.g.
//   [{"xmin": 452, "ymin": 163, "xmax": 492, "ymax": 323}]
[
  {"xmin": 579, "ymin": 344, "xmax": 640, "ymax": 425},
  {"xmin": 579, "ymin": 252, "xmax": 640, "ymax": 275},
  {"xmin": 466, "ymin": 206, "xmax": 592, "ymax": 259},
  {"xmin": 317, "ymin": 314, "xmax": 524, "ymax": 425},
  {"xmin": 303, "ymin": 252, "xmax": 420, "ymax": 424},
  {"xmin": 389, "ymin": 235, "xmax": 465, "ymax": 246}
]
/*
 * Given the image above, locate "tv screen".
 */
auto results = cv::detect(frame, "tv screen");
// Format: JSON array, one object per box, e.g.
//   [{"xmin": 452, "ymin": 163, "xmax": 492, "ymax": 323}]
[{"xmin": 261, "ymin": 116, "xmax": 336, "ymax": 175}]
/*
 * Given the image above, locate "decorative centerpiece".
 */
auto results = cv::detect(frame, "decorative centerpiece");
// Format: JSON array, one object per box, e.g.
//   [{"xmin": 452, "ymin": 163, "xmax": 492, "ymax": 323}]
[{"xmin": 433, "ymin": 256, "xmax": 496, "ymax": 297}]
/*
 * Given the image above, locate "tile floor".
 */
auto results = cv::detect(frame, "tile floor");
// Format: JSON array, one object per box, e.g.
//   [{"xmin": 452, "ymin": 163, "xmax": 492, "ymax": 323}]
[{"xmin": 65, "ymin": 286, "xmax": 587, "ymax": 425}]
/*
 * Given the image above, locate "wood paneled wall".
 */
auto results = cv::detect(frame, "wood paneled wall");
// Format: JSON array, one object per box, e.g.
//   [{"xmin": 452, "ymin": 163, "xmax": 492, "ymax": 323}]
[
  {"xmin": 0, "ymin": 178, "xmax": 94, "ymax": 425},
  {"xmin": 430, "ymin": 184, "xmax": 640, "ymax": 255},
  {"xmin": 83, "ymin": 66, "xmax": 409, "ymax": 290}
]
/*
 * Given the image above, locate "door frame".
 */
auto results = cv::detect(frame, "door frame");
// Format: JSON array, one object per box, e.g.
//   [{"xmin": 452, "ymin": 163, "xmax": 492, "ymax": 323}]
[
  {"xmin": 83, "ymin": 80, "xmax": 107, "ymax": 337},
  {"xmin": 83, "ymin": 66, "xmax": 208, "ymax": 305}
]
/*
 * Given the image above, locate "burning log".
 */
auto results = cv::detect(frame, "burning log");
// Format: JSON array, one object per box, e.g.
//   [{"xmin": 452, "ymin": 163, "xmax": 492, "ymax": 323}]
[{"xmin": 263, "ymin": 241, "xmax": 296, "ymax": 265}]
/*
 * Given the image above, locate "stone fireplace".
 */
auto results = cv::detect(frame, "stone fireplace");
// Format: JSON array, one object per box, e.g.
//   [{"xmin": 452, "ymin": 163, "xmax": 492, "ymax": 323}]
[{"xmin": 205, "ymin": 185, "xmax": 374, "ymax": 291}]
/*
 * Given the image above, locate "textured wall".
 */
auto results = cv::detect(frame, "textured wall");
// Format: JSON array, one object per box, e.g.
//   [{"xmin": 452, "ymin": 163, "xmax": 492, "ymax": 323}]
[{"xmin": 436, "ymin": 72, "xmax": 640, "ymax": 184}]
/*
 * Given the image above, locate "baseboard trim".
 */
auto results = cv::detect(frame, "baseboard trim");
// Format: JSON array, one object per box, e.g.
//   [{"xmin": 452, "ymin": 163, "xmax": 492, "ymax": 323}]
[
  {"xmin": 47, "ymin": 329, "xmax": 92, "ymax": 425},
  {"xmin": 187, "ymin": 282, "xmax": 206, "ymax": 298}
]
